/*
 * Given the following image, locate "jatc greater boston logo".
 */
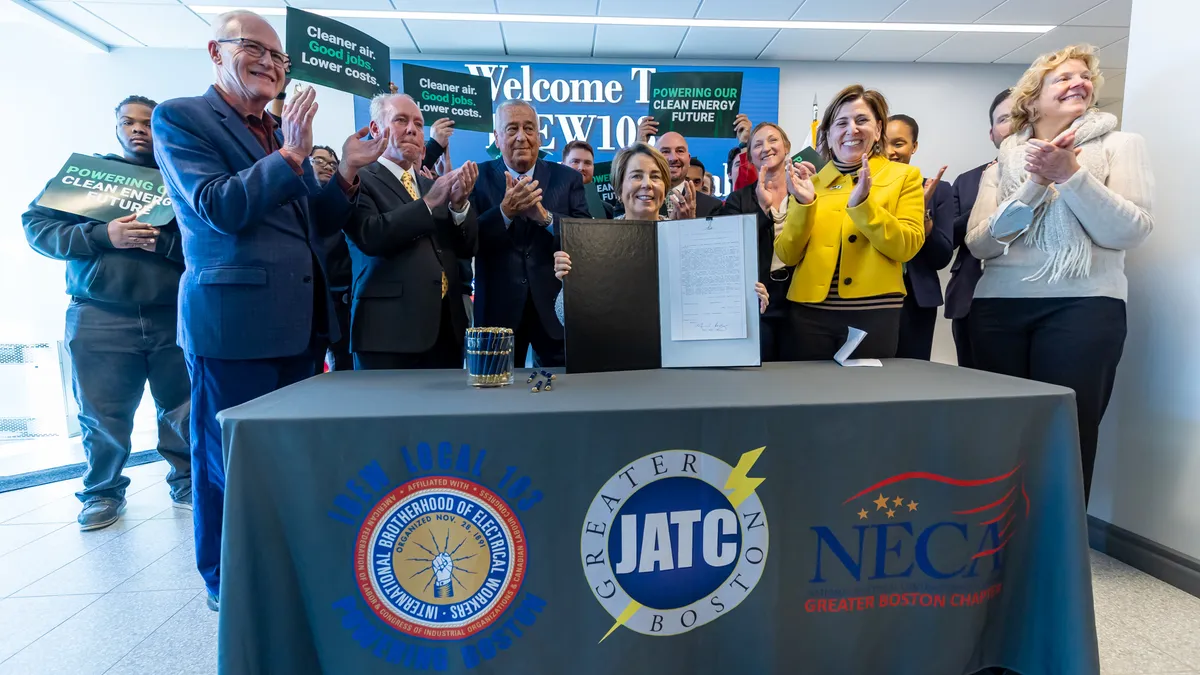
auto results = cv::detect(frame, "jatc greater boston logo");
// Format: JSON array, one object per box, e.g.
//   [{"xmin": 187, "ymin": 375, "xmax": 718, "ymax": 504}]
[
  {"xmin": 806, "ymin": 463, "xmax": 1030, "ymax": 614},
  {"xmin": 581, "ymin": 448, "xmax": 768, "ymax": 639}
]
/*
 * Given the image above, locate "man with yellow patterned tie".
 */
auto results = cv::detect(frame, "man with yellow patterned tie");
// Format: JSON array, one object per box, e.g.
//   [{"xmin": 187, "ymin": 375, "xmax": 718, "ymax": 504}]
[{"xmin": 343, "ymin": 93, "xmax": 479, "ymax": 369}]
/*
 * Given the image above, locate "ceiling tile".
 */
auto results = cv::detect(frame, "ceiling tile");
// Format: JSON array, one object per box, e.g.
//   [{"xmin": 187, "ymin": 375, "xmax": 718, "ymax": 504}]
[
  {"xmin": 758, "ymin": 28, "xmax": 867, "ymax": 60},
  {"xmin": 884, "ymin": 0, "xmax": 1004, "ymax": 24},
  {"xmin": 70, "ymin": 0, "xmax": 191, "ymax": 4},
  {"xmin": 916, "ymin": 32, "xmax": 1037, "ymax": 63},
  {"xmin": 496, "ymin": 0, "xmax": 598, "ymax": 16},
  {"xmin": 1065, "ymin": 0, "xmax": 1132, "ymax": 26},
  {"xmin": 838, "ymin": 31, "xmax": 951, "ymax": 62},
  {"xmin": 83, "ymin": 2, "xmax": 211, "ymax": 48},
  {"xmin": 1095, "ymin": 36, "xmax": 1127, "ymax": 68},
  {"xmin": 1101, "ymin": 68, "xmax": 1125, "ymax": 97},
  {"xmin": 676, "ymin": 27, "xmax": 778, "ymax": 59},
  {"xmin": 792, "ymin": 0, "xmax": 905, "ymax": 22},
  {"xmin": 338, "ymin": 18, "xmax": 418, "ymax": 54},
  {"xmin": 695, "ymin": 0, "xmax": 802, "ymax": 20},
  {"xmin": 288, "ymin": 0, "xmax": 397, "ymax": 9},
  {"xmin": 992, "ymin": 25, "xmax": 1128, "ymax": 64},
  {"xmin": 592, "ymin": 24, "xmax": 686, "ymax": 57},
  {"xmin": 598, "ymin": 0, "xmax": 700, "ymax": 18},
  {"xmin": 404, "ymin": 19, "xmax": 505, "ymax": 55},
  {"xmin": 501, "ymin": 22, "xmax": 594, "ymax": 57},
  {"xmin": 977, "ymin": 0, "xmax": 1107, "ymax": 25},
  {"xmin": 30, "ymin": 1, "xmax": 142, "ymax": 46}
]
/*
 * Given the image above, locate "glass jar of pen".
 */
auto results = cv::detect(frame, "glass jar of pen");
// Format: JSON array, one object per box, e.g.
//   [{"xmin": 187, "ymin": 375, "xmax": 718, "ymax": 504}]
[{"xmin": 466, "ymin": 327, "xmax": 515, "ymax": 387}]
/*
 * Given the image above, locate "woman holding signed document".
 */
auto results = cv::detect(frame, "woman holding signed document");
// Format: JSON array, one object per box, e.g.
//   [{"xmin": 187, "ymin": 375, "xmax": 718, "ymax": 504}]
[
  {"xmin": 551, "ymin": 142, "xmax": 768, "ymax": 324},
  {"xmin": 774, "ymin": 85, "xmax": 926, "ymax": 361}
]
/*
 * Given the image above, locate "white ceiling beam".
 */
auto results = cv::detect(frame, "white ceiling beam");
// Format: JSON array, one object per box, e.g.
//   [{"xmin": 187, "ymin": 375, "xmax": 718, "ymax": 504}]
[{"xmin": 10, "ymin": 0, "xmax": 110, "ymax": 52}]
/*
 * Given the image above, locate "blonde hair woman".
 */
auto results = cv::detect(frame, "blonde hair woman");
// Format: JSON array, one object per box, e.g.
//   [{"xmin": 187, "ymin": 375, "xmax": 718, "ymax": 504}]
[
  {"xmin": 966, "ymin": 44, "xmax": 1154, "ymax": 503},
  {"xmin": 553, "ymin": 143, "xmax": 767, "ymax": 324}
]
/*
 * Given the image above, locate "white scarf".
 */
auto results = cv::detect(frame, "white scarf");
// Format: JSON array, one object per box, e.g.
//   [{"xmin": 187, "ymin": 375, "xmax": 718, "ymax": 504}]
[{"xmin": 997, "ymin": 110, "xmax": 1118, "ymax": 283}]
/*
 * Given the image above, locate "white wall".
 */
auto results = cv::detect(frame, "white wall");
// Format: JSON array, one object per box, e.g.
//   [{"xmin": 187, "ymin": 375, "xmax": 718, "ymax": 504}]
[
  {"xmin": 1088, "ymin": 0, "xmax": 1200, "ymax": 559},
  {"xmin": 0, "ymin": 26, "xmax": 1025, "ymax": 369}
]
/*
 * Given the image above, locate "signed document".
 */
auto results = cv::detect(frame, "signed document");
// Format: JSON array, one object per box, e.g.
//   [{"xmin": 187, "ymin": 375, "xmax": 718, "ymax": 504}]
[{"xmin": 666, "ymin": 219, "xmax": 748, "ymax": 341}]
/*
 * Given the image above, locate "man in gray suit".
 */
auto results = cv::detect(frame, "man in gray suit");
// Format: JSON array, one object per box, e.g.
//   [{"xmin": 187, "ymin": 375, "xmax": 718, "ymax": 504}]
[{"xmin": 343, "ymin": 93, "xmax": 479, "ymax": 370}]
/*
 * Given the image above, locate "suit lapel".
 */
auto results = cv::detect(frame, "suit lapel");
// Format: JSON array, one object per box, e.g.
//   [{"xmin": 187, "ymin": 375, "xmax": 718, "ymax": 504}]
[
  {"xmin": 532, "ymin": 160, "xmax": 549, "ymax": 203},
  {"xmin": 371, "ymin": 162, "xmax": 414, "ymax": 204},
  {"xmin": 203, "ymin": 87, "xmax": 267, "ymax": 163}
]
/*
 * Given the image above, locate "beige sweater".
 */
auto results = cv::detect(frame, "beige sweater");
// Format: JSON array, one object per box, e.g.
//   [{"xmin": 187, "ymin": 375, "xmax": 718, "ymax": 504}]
[{"xmin": 966, "ymin": 130, "xmax": 1154, "ymax": 301}]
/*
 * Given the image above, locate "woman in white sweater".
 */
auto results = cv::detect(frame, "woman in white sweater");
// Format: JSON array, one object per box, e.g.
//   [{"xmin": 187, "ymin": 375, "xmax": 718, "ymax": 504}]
[{"xmin": 966, "ymin": 44, "xmax": 1154, "ymax": 504}]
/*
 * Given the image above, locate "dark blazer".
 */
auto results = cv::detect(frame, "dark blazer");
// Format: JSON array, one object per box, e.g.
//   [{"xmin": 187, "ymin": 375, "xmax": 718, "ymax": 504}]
[
  {"xmin": 719, "ymin": 185, "xmax": 775, "ymax": 284},
  {"xmin": 945, "ymin": 162, "xmax": 989, "ymax": 320},
  {"xmin": 22, "ymin": 155, "xmax": 184, "ymax": 307},
  {"xmin": 905, "ymin": 179, "xmax": 955, "ymax": 308},
  {"xmin": 152, "ymin": 86, "xmax": 351, "ymax": 360},
  {"xmin": 344, "ymin": 162, "xmax": 478, "ymax": 354},
  {"xmin": 470, "ymin": 158, "xmax": 590, "ymax": 338}
]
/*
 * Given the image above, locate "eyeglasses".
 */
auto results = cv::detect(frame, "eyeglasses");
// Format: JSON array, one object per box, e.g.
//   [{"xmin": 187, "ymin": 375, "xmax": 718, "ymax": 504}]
[
  {"xmin": 217, "ymin": 37, "xmax": 291, "ymax": 72},
  {"xmin": 311, "ymin": 157, "xmax": 338, "ymax": 169}
]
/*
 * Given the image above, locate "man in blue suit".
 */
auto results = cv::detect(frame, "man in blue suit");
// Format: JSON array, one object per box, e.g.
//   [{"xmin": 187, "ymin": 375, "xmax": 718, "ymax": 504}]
[
  {"xmin": 946, "ymin": 89, "xmax": 1014, "ymax": 368},
  {"xmin": 886, "ymin": 114, "xmax": 954, "ymax": 361},
  {"xmin": 471, "ymin": 100, "xmax": 590, "ymax": 367},
  {"xmin": 152, "ymin": 9, "xmax": 387, "ymax": 611}
]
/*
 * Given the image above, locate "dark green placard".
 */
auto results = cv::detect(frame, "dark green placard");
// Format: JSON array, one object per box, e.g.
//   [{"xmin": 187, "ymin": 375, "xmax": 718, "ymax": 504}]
[
  {"xmin": 791, "ymin": 145, "xmax": 828, "ymax": 171},
  {"xmin": 590, "ymin": 161, "xmax": 619, "ymax": 208},
  {"xmin": 401, "ymin": 64, "xmax": 492, "ymax": 132},
  {"xmin": 36, "ymin": 153, "xmax": 175, "ymax": 226},
  {"xmin": 648, "ymin": 71, "xmax": 743, "ymax": 139},
  {"xmin": 286, "ymin": 7, "xmax": 389, "ymax": 99}
]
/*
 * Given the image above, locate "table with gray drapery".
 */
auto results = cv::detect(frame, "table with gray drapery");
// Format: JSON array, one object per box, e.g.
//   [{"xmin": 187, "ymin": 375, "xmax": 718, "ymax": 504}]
[{"xmin": 216, "ymin": 360, "xmax": 1098, "ymax": 675}]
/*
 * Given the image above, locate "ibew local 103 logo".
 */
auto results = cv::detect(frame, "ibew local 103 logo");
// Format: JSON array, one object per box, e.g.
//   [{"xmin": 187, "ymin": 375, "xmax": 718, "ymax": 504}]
[
  {"xmin": 327, "ymin": 442, "xmax": 546, "ymax": 670},
  {"xmin": 806, "ymin": 464, "xmax": 1030, "ymax": 613},
  {"xmin": 581, "ymin": 447, "xmax": 768, "ymax": 639}
]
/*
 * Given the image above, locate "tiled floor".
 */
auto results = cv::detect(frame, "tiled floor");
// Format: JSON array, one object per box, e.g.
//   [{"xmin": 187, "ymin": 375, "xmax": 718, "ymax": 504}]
[{"xmin": 0, "ymin": 462, "xmax": 1197, "ymax": 674}]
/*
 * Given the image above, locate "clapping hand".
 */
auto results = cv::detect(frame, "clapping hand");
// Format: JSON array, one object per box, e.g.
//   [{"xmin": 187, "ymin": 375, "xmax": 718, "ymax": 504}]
[
  {"xmin": 554, "ymin": 250, "xmax": 572, "ymax": 280},
  {"xmin": 922, "ymin": 165, "xmax": 947, "ymax": 205},
  {"xmin": 422, "ymin": 172, "xmax": 455, "ymax": 210},
  {"xmin": 755, "ymin": 167, "xmax": 785, "ymax": 214},
  {"xmin": 1026, "ymin": 129, "xmax": 1081, "ymax": 185},
  {"xmin": 670, "ymin": 181, "xmax": 697, "ymax": 220},
  {"xmin": 847, "ymin": 154, "xmax": 873, "ymax": 208},
  {"xmin": 338, "ymin": 126, "xmax": 389, "ymax": 183},
  {"xmin": 500, "ymin": 174, "xmax": 545, "ymax": 223},
  {"xmin": 755, "ymin": 282, "xmax": 769, "ymax": 314},
  {"xmin": 734, "ymin": 114, "xmax": 753, "ymax": 145},
  {"xmin": 637, "ymin": 116, "xmax": 659, "ymax": 144},
  {"xmin": 449, "ymin": 161, "xmax": 478, "ymax": 210},
  {"xmin": 785, "ymin": 160, "xmax": 817, "ymax": 205},
  {"xmin": 280, "ymin": 85, "xmax": 317, "ymax": 166},
  {"xmin": 419, "ymin": 166, "xmax": 437, "ymax": 180}
]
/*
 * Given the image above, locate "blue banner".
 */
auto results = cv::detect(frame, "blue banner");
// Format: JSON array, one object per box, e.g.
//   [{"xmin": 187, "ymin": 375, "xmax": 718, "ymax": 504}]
[{"xmin": 353, "ymin": 60, "xmax": 779, "ymax": 198}]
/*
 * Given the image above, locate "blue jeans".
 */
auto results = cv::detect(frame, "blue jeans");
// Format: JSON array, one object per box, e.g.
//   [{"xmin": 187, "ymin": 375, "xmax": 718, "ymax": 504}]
[
  {"xmin": 65, "ymin": 299, "xmax": 192, "ymax": 502},
  {"xmin": 186, "ymin": 349, "xmax": 318, "ymax": 597}
]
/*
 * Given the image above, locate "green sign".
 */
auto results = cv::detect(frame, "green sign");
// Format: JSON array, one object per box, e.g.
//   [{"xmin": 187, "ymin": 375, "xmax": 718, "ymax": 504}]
[
  {"xmin": 402, "ymin": 64, "xmax": 492, "ymax": 132},
  {"xmin": 791, "ymin": 145, "xmax": 828, "ymax": 171},
  {"xmin": 36, "ymin": 153, "xmax": 175, "ymax": 226},
  {"xmin": 286, "ymin": 7, "xmax": 389, "ymax": 99},
  {"xmin": 648, "ymin": 71, "xmax": 743, "ymax": 139},
  {"xmin": 591, "ymin": 161, "xmax": 619, "ymax": 208}
]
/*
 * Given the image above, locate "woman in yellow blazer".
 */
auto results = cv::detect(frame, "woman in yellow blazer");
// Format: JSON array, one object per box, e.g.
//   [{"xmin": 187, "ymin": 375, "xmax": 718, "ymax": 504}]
[{"xmin": 775, "ymin": 85, "xmax": 926, "ymax": 360}]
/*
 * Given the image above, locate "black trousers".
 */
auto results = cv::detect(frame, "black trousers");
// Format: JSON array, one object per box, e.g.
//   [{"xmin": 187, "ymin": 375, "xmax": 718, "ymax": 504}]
[
  {"xmin": 969, "ymin": 297, "xmax": 1127, "ymax": 504},
  {"xmin": 324, "ymin": 290, "xmax": 353, "ymax": 372},
  {"xmin": 515, "ymin": 294, "xmax": 564, "ymax": 368},
  {"xmin": 760, "ymin": 277, "xmax": 793, "ymax": 362},
  {"xmin": 781, "ymin": 304, "xmax": 901, "ymax": 361},
  {"xmin": 952, "ymin": 316, "xmax": 974, "ymax": 369},
  {"xmin": 354, "ymin": 300, "xmax": 463, "ymax": 370},
  {"xmin": 896, "ymin": 293, "xmax": 937, "ymax": 361}
]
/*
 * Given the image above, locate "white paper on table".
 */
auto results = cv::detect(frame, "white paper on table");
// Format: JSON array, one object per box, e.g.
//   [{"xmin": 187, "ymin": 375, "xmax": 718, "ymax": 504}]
[
  {"xmin": 667, "ymin": 219, "xmax": 748, "ymax": 341},
  {"xmin": 834, "ymin": 327, "xmax": 883, "ymax": 367}
]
